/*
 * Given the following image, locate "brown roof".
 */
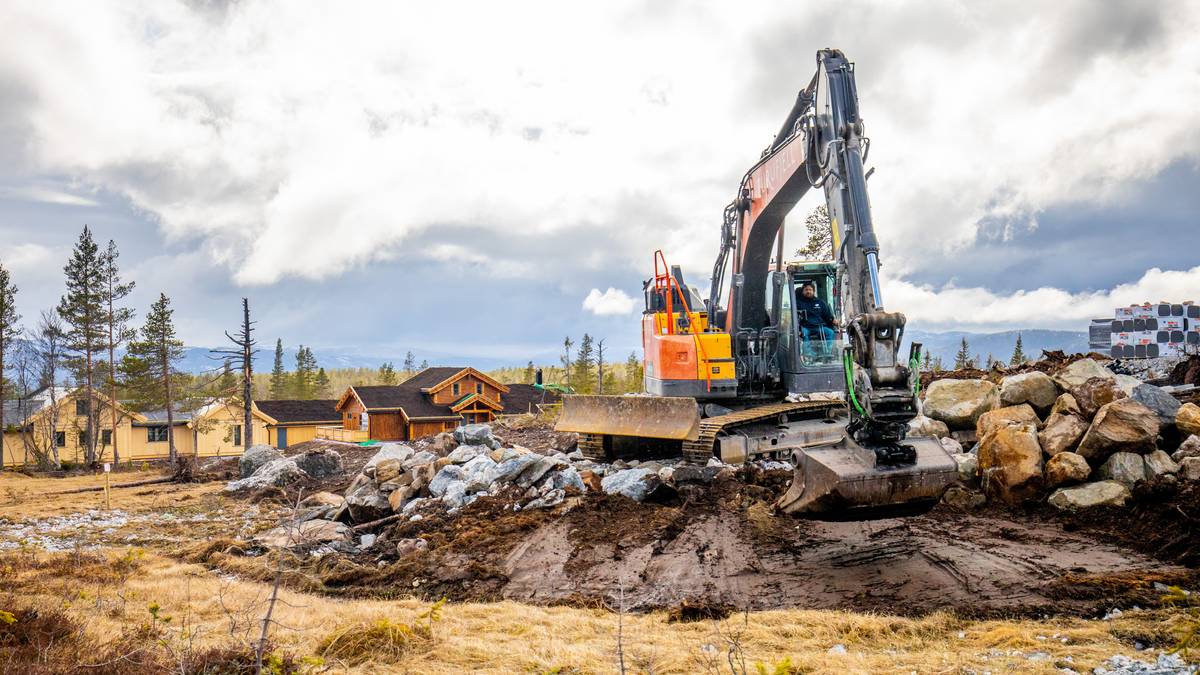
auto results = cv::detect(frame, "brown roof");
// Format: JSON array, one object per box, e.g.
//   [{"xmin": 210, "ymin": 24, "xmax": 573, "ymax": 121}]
[
  {"xmin": 255, "ymin": 399, "xmax": 341, "ymax": 425},
  {"xmin": 401, "ymin": 367, "xmax": 467, "ymax": 390},
  {"xmin": 501, "ymin": 384, "xmax": 562, "ymax": 415},
  {"xmin": 351, "ymin": 386, "xmax": 460, "ymax": 419}
]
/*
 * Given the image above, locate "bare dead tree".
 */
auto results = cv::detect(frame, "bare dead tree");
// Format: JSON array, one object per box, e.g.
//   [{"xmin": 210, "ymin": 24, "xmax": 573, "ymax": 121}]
[
  {"xmin": 211, "ymin": 298, "xmax": 257, "ymax": 449},
  {"xmin": 596, "ymin": 338, "xmax": 606, "ymax": 395}
]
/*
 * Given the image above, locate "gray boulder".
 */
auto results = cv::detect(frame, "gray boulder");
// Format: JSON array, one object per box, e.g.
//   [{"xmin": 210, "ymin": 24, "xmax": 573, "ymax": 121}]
[
  {"xmin": 429, "ymin": 464, "xmax": 467, "ymax": 497},
  {"xmin": 225, "ymin": 457, "xmax": 304, "ymax": 492},
  {"xmin": 601, "ymin": 467, "xmax": 663, "ymax": 502},
  {"xmin": 1172, "ymin": 435, "xmax": 1200, "ymax": 462},
  {"xmin": 1143, "ymin": 449, "xmax": 1179, "ymax": 478},
  {"xmin": 523, "ymin": 488, "xmax": 566, "ymax": 510},
  {"xmin": 344, "ymin": 481, "xmax": 391, "ymax": 523},
  {"xmin": 365, "ymin": 444, "xmax": 415, "ymax": 473},
  {"xmin": 1052, "ymin": 358, "xmax": 1114, "ymax": 391},
  {"xmin": 1181, "ymin": 457, "xmax": 1200, "ymax": 481},
  {"xmin": 999, "ymin": 371, "xmax": 1059, "ymax": 411},
  {"xmin": 908, "ymin": 415, "xmax": 950, "ymax": 439},
  {"xmin": 492, "ymin": 454, "xmax": 540, "ymax": 483},
  {"xmin": 516, "ymin": 456, "xmax": 569, "ymax": 489},
  {"xmin": 547, "ymin": 467, "xmax": 586, "ymax": 494},
  {"xmin": 402, "ymin": 450, "xmax": 439, "ymax": 470},
  {"xmin": 440, "ymin": 481, "xmax": 475, "ymax": 510},
  {"xmin": 923, "ymin": 379, "xmax": 999, "ymax": 430},
  {"xmin": 671, "ymin": 465, "xmax": 723, "ymax": 485},
  {"xmin": 254, "ymin": 519, "xmax": 351, "ymax": 548},
  {"xmin": 1098, "ymin": 452, "xmax": 1148, "ymax": 487},
  {"xmin": 1047, "ymin": 480, "xmax": 1131, "ymax": 511},
  {"xmin": 939, "ymin": 437, "xmax": 965, "ymax": 455},
  {"xmin": 447, "ymin": 444, "xmax": 488, "ymax": 464},
  {"xmin": 454, "ymin": 423, "xmax": 501, "ymax": 449},
  {"xmin": 460, "ymin": 455, "xmax": 500, "ymax": 493},
  {"xmin": 292, "ymin": 449, "xmax": 343, "ymax": 479},
  {"xmin": 951, "ymin": 453, "xmax": 978, "ymax": 483},
  {"xmin": 239, "ymin": 444, "xmax": 283, "ymax": 478}
]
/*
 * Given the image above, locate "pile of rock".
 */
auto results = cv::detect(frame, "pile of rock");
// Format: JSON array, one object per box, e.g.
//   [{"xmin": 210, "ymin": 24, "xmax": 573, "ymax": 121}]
[
  {"xmin": 224, "ymin": 444, "xmax": 345, "ymax": 492},
  {"xmin": 917, "ymin": 359, "xmax": 1200, "ymax": 511}
]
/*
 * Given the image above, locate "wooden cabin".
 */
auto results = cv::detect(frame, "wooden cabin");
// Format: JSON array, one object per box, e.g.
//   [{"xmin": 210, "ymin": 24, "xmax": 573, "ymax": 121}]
[
  {"xmin": 327, "ymin": 367, "xmax": 559, "ymax": 442},
  {"xmin": 255, "ymin": 399, "xmax": 341, "ymax": 450}
]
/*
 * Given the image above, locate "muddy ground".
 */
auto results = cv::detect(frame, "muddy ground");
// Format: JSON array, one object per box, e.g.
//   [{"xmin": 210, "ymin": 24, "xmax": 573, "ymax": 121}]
[{"xmin": 209, "ymin": 465, "xmax": 1199, "ymax": 621}]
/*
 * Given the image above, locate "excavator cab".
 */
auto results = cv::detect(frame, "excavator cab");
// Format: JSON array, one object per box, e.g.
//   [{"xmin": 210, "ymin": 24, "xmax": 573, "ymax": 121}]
[{"xmin": 777, "ymin": 261, "xmax": 846, "ymax": 393}]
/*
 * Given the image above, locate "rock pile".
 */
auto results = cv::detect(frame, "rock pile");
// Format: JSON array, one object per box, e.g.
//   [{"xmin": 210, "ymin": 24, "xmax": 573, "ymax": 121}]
[
  {"xmin": 923, "ymin": 358, "xmax": 1198, "ymax": 511},
  {"xmin": 225, "ymin": 445, "xmax": 345, "ymax": 492}
]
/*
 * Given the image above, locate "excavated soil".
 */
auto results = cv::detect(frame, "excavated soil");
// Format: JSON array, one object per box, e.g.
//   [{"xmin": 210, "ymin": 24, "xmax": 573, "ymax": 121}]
[{"xmin": 289, "ymin": 469, "xmax": 1196, "ymax": 618}]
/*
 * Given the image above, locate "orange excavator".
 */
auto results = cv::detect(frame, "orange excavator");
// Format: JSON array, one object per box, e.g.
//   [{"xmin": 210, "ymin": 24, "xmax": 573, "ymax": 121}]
[{"xmin": 557, "ymin": 49, "xmax": 957, "ymax": 520}]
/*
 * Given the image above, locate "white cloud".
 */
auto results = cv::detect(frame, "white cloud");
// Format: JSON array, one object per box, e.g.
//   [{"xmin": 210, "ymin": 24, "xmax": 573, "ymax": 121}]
[
  {"xmin": 0, "ymin": 186, "xmax": 98, "ymax": 207},
  {"xmin": 885, "ymin": 265, "xmax": 1200, "ymax": 331},
  {"xmin": 0, "ymin": 0, "xmax": 1197, "ymax": 335},
  {"xmin": 583, "ymin": 288, "xmax": 636, "ymax": 316},
  {"xmin": 1, "ymin": 243, "xmax": 55, "ymax": 273}
]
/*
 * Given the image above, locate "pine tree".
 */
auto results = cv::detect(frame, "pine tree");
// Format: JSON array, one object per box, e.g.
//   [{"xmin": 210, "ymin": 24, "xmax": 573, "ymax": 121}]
[
  {"xmin": 293, "ymin": 346, "xmax": 317, "ymax": 398},
  {"xmin": 523, "ymin": 361, "xmax": 535, "ymax": 384},
  {"xmin": 123, "ymin": 294, "xmax": 185, "ymax": 464},
  {"xmin": 217, "ymin": 359, "xmax": 237, "ymax": 396},
  {"xmin": 269, "ymin": 339, "xmax": 288, "ymax": 398},
  {"xmin": 922, "ymin": 350, "xmax": 932, "ymax": 372},
  {"xmin": 0, "ymin": 263, "xmax": 20, "ymax": 468},
  {"xmin": 57, "ymin": 226, "xmax": 107, "ymax": 465},
  {"xmin": 595, "ymin": 338, "xmax": 607, "ymax": 394},
  {"xmin": 419, "ymin": 359, "xmax": 429, "ymax": 370},
  {"xmin": 795, "ymin": 204, "xmax": 834, "ymax": 260},
  {"xmin": 378, "ymin": 361, "xmax": 398, "ymax": 386},
  {"xmin": 953, "ymin": 336, "xmax": 971, "ymax": 370},
  {"xmin": 100, "ymin": 240, "xmax": 135, "ymax": 464},
  {"xmin": 624, "ymin": 351, "xmax": 644, "ymax": 393},
  {"xmin": 315, "ymin": 367, "xmax": 331, "ymax": 398},
  {"xmin": 573, "ymin": 334, "xmax": 595, "ymax": 394},
  {"xmin": 402, "ymin": 351, "xmax": 416, "ymax": 377},
  {"xmin": 1010, "ymin": 333, "xmax": 1026, "ymax": 366}
]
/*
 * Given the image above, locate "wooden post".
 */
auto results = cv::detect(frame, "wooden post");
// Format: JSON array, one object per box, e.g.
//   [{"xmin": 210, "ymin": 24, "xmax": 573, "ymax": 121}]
[{"xmin": 103, "ymin": 462, "xmax": 111, "ymax": 510}]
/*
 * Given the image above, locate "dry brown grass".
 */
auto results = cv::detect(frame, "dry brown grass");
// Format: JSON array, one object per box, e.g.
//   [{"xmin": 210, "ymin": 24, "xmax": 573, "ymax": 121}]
[
  {"xmin": 0, "ymin": 469, "xmax": 223, "ymax": 521},
  {"xmin": 0, "ymin": 548, "xmax": 1191, "ymax": 674}
]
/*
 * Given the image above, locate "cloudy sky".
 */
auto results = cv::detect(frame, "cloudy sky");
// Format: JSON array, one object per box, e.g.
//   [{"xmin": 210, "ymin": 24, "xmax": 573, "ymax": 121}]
[{"xmin": 1, "ymin": 0, "xmax": 1198, "ymax": 365}]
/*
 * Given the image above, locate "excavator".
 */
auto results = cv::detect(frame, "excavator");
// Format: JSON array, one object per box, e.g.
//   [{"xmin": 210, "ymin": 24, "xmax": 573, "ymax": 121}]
[{"xmin": 556, "ymin": 49, "xmax": 958, "ymax": 520}]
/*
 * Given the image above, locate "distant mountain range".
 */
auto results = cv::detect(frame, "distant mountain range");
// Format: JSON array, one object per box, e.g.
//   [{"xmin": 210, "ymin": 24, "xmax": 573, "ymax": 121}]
[{"xmin": 177, "ymin": 328, "xmax": 1091, "ymax": 374}]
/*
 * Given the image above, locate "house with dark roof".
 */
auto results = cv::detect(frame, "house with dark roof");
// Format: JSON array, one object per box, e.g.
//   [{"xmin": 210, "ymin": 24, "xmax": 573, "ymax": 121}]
[
  {"xmin": 325, "ymin": 367, "xmax": 560, "ymax": 442},
  {"xmin": 255, "ymin": 399, "xmax": 340, "ymax": 449}
]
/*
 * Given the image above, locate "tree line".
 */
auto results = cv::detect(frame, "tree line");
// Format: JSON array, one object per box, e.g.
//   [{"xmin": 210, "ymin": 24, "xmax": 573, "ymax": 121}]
[{"xmin": 0, "ymin": 227, "xmax": 255, "ymax": 469}]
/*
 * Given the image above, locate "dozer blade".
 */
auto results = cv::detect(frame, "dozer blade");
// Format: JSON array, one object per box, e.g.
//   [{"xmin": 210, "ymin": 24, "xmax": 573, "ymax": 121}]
[
  {"xmin": 775, "ymin": 435, "xmax": 958, "ymax": 521},
  {"xmin": 555, "ymin": 395, "xmax": 701, "ymax": 441}
]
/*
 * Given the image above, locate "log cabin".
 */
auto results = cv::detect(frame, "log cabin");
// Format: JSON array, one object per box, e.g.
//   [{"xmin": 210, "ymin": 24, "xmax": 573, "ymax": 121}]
[{"xmin": 327, "ymin": 366, "xmax": 560, "ymax": 442}]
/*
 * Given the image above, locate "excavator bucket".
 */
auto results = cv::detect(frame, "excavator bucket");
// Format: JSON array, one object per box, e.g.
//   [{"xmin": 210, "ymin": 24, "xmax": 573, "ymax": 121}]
[
  {"xmin": 555, "ymin": 395, "xmax": 701, "ymax": 441},
  {"xmin": 775, "ymin": 436, "xmax": 958, "ymax": 520}
]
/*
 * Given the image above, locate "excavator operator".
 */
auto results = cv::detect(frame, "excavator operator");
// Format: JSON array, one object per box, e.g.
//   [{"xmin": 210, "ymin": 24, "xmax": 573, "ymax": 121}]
[{"xmin": 797, "ymin": 282, "xmax": 837, "ymax": 359}]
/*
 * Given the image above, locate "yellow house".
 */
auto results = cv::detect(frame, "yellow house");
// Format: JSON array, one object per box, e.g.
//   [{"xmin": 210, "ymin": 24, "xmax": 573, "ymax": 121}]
[
  {"xmin": 255, "ymin": 399, "xmax": 341, "ymax": 450},
  {"xmin": 2, "ymin": 387, "xmax": 272, "ymax": 468},
  {"xmin": 1, "ymin": 387, "xmax": 143, "ymax": 468}
]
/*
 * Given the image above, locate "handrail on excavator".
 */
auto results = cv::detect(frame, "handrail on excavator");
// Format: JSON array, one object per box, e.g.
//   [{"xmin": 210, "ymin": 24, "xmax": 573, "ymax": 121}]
[{"xmin": 652, "ymin": 250, "xmax": 712, "ymax": 391}]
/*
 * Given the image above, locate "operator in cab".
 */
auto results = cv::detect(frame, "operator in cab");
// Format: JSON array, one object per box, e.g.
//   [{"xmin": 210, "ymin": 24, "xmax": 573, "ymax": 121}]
[{"xmin": 797, "ymin": 282, "xmax": 838, "ymax": 358}]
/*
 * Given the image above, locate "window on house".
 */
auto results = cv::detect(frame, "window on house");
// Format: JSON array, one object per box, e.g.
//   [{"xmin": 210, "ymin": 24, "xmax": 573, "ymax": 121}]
[
  {"xmin": 476, "ymin": 383, "xmax": 483, "ymax": 395},
  {"xmin": 78, "ymin": 431, "xmax": 89, "ymax": 447},
  {"xmin": 452, "ymin": 383, "xmax": 460, "ymax": 396},
  {"xmin": 147, "ymin": 426, "xmax": 168, "ymax": 442},
  {"xmin": 76, "ymin": 399, "xmax": 88, "ymax": 416},
  {"xmin": 232, "ymin": 425, "xmax": 243, "ymax": 447},
  {"xmin": 55, "ymin": 431, "xmax": 66, "ymax": 447},
  {"xmin": 101, "ymin": 430, "xmax": 112, "ymax": 446}
]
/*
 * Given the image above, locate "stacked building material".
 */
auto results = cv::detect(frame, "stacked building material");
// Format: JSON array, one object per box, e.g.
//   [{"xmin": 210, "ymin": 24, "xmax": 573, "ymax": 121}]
[{"xmin": 1109, "ymin": 302, "xmax": 1197, "ymax": 358}]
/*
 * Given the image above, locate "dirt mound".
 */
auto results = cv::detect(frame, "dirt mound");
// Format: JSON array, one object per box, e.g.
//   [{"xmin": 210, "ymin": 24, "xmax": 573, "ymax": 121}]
[{"xmin": 209, "ymin": 467, "xmax": 1194, "ymax": 619}]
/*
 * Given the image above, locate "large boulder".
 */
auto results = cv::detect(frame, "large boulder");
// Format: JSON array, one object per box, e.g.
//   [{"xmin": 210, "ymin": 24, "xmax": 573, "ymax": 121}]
[
  {"xmin": 492, "ymin": 454, "xmax": 540, "ymax": 483},
  {"xmin": 1143, "ymin": 450, "xmax": 1179, "ymax": 478},
  {"xmin": 1181, "ymin": 457, "xmax": 1200, "ymax": 481},
  {"xmin": 951, "ymin": 453, "xmax": 978, "ymax": 483},
  {"xmin": 428, "ymin": 464, "xmax": 467, "ymax": 497},
  {"xmin": 344, "ymin": 481, "xmax": 391, "ymax": 523},
  {"xmin": 1177, "ymin": 403, "xmax": 1200, "ymax": 437},
  {"xmin": 225, "ymin": 457, "xmax": 304, "ymax": 492},
  {"xmin": 1098, "ymin": 452, "xmax": 1147, "ymax": 487},
  {"xmin": 1050, "ymin": 393, "xmax": 1083, "ymax": 418},
  {"xmin": 460, "ymin": 455, "xmax": 500, "ymax": 494},
  {"xmin": 430, "ymin": 432, "xmax": 458, "ymax": 456},
  {"xmin": 923, "ymin": 379, "xmax": 999, "ymax": 430},
  {"xmin": 1053, "ymin": 358, "xmax": 1115, "ymax": 391},
  {"xmin": 1076, "ymin": 399, "xmax": 1159, "ymax": 462},
  {"xmin": 239, "ymin": 444, "xmax": 283, "ymax": 478},
  {"xmin": 454, "ymin": 423, "xmax": 501, "ymax": 450},
  {"xmin": 364, "ymin": 444, "xmax": 414, "ymax": 474},
  {"xmin": 1047, "ymin": 481, "xmax": 1131, "ymax": 511},
  {"xmin": 1044, "ymin": 452, "xmax": 1090, "ymax": 487},
  {"xmin": 292, "ymin": 448, "xmax": 343, "ymax": 479},
  {"xmin": 1172, "ymin": 435, "xmax": 1200, "ymax": 462},
  {"xmin": 1069, "ymin": 377, "xmax": 1127, "ymax": 420},
  {"xmin": 908, "ymin": 415, "xmax": 950, "ymax": 439},
  {"xmin": 601, "ymin": 468, "xmax": 664, "ymax": 502},
  {"xmin": 999, "ymin": 371, "xmax": 1059, "ymax": 411},
  {"xmin": 254, "ymin": 519, "xmax": 351, "ymax": 548},
  {"xmin": 1037, "ymin": 412, "xmax": 1090, "ymax": 456},
  {"xmin": 976, "ymin": 404, "xmax": 1041, "ymax": 438},
  {"xmin": 447, "ymin": 444, "xmax": 488, "ymax": 464},
  {"xmin": 977, "ymin": 423, "xmax": 1043, "ymax": 504}
]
